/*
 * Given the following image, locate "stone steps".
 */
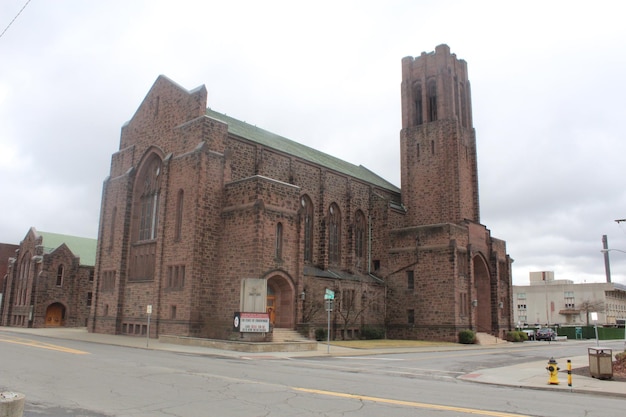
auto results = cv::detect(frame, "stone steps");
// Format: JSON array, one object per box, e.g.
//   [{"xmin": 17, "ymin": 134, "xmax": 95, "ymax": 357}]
[
  {"xmin": 475, "ymin": 332, "xmax": 508, "ymax": 345},
  {"xmin": 271, "ymin": 328, "xmax": 310, "ymax": 343}
]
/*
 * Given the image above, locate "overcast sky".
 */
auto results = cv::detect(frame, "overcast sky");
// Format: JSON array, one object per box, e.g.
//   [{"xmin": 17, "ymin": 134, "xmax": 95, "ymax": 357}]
[{"xmin": 1, "ymin": 0, "xmax": 625, "ymax": 285}]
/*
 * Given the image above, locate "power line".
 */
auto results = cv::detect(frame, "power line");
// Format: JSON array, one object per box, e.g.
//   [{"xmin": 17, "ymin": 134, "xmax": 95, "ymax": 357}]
[{"xmin": 0, "ymin": 0, "xmax": 32, "ymax": 40}]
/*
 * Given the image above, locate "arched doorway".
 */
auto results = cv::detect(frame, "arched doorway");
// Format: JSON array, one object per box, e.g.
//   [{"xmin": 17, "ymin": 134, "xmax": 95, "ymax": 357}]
[
  {"xmin": 266, "ymin": 275, "xmax": 295, "ymax": 329},
  {"xmin": 473, "ymin": 255, "xmax": 492, "ymax": 334},
  {"xmin": 45, "ymin": 303, "xmax": 66, "ymax": 327}
]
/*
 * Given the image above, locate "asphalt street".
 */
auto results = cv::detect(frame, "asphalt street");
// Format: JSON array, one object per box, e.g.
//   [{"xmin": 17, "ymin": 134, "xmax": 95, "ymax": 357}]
[{"xmin": 1, "ymin": 327, "xmax": 625, "ymax": 417}]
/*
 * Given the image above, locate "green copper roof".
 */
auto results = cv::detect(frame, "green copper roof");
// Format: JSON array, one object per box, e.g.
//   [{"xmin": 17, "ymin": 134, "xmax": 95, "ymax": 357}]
[
  {"xmin": 38, "ymin": 231, "xmax": 97, "ymax": 267},
  {"xmin": 206, "ymin": 108, "xmax": 400, "ymax": 193}
]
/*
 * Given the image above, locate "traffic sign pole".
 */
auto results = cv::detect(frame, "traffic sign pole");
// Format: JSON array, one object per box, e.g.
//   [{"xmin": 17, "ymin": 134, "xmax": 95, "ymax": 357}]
[
  {"xmin": 324, "ymin": 289, "xmax": 334, "ymax": 354},
  {"xmin": 327, "ymin": 301, "xmax": 331, "ymax": 354},
  {"xmin": 146, "ymin": 305, "xmax": 152, "ymax": 347}
]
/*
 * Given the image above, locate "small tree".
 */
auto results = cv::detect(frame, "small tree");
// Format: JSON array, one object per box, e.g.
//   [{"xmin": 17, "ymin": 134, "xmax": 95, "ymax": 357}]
[
  {"xmin": 383, "ymin": 282, "xmax": 406, "ymax": 339},
  {"xmin": 301, "ymin": 298, "xmax": 324, "ymax": 325},
  {"xmin": 336, "ymin": 287, "xmax": 383, "ymax": 339},
  {"xmin": 578, "ymin": 299, "xmax": 605, "ymax": 325},
  {"xmin": 336, "ymin": 288, "xmax": 362, "ymax": 339}
]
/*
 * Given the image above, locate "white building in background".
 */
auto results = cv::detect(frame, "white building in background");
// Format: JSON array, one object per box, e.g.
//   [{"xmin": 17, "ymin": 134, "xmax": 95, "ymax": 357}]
[{"xmin": 513, "ymin": 271, "xmax": 626, "ymax": 327}]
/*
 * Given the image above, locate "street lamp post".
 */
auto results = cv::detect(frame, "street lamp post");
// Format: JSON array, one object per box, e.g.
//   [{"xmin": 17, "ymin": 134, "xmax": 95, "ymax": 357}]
[
  {"xmin": 602, "ymin": 235, "xmax": 612, "ymax": 283},
  {"xmin": 601, "ymin": 249, "xmax": 626, "ymax": 254}
]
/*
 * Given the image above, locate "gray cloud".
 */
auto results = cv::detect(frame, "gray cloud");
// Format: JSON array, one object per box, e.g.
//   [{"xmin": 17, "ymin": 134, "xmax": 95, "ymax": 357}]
[{"xmin": 1, "ymin": 0, "xmax": 625, "ymax": 285}]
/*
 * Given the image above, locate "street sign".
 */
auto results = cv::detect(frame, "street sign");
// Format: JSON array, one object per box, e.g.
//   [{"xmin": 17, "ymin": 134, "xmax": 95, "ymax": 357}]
[
  {"xmin": 324, "ymin": 288, "xmax": 335, "ymax": 300},
  {"xmin": 325, "ymin": 299, "xmax": 334, "ymax": 312}
]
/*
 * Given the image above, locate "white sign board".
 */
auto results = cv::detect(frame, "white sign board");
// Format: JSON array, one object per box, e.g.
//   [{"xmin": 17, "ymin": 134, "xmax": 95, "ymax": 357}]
[
  {"xmin": 239, "ymin": 312, "xmax": 270, "ymax": 333},
  {"xmin": 146, "ymin": 305, "xmax": 152, "ymax": 314}
]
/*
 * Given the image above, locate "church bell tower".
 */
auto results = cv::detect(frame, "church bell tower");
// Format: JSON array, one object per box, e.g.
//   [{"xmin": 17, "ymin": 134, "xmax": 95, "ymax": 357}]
[{"xmin": 400, "ymin": 44, "xmax": 480, "ymax": 227}]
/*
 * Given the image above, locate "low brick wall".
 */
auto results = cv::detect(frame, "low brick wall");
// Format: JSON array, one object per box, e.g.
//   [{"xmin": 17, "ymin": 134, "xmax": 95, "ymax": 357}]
[{"xmin": 159, "ymin": 335, "xmax": 318, "ymax": 352}]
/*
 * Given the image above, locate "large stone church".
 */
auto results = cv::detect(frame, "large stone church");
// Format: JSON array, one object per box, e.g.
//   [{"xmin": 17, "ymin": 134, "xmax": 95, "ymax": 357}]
[{"xmin": 89, "ymin": 44, "xmax": 513, "ymax": 342}]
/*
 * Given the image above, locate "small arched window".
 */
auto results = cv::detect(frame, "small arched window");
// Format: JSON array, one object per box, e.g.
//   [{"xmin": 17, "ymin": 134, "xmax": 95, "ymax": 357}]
[
  {"xmin": 460, "ymin": 84, "xmax": 468, "ymax": 128},
  {"xmin": 275, "ymin": 222, "xmax": 283, "ymax": 260},
  {"xmin": 301, "ymin": 195, "xmax": 314, "ymax": 262},
  {"xmin": 328, "ymin": 203, "xmax": 341, "ymax": 265},
  {"xmin": 355, "ymin": 210, "xmax": 366, "ymax": 259},
  {"xmin": 108, "ymin": 206, "xmax": 117, "ymax": 252},
  {"xmin": 175, "ymin": 189, "xmax": 184, "ymax": 241},
  {"xmin": 56, "ymin": 264, "xmax": 64, "ymax": 286}
]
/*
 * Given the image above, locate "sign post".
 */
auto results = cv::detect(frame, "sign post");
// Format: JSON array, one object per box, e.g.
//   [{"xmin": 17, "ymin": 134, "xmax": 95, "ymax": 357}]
[
  {"xmin": 324, "ymin": 289, "xmax": 335, "ymax": 354},
  {"xmin": 622, "ymin": 319, "xmax": 626, "ymax": 352},
  {"xmin": 146, "ymin": 304, "xmax": 152, "ymax": 347},
  {"xmin": 591, "ymin": 312, "xmax": 599, "ymax": 347}
]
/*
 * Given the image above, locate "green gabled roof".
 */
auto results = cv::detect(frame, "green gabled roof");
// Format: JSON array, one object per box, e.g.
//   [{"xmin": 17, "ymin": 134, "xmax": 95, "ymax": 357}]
[
  {"xmin": 38, "ymin": 231, "xmax": 97, "ymax": 267},
  {"xmin": 206, "ymin": 108, "xmax": 400, "ymax": 193}
]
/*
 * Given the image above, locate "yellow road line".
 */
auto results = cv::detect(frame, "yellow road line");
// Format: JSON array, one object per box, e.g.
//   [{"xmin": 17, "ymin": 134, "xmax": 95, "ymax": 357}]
[
  {"xmin": 294, "ymin": 387, "xmax": 529, "ymax": 417},
  {"xmin": 0, "ymin": 336, "xmax": 90, "ymax": 355}
]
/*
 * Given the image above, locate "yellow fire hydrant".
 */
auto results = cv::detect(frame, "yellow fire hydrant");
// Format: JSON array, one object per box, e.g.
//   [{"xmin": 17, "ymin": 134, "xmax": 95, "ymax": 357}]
[{"xmin": 546, "ymin": 357, "xmax": 560, "ymax": 385}]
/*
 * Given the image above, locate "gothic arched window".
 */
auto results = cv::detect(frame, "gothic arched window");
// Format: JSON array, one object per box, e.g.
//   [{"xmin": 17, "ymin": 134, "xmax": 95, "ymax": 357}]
[
  {"xmin": 138, "ymin": 156, "xmax": 162, "ymax": 241},
  {"xmin": 427, "ymin": 80, "xmax": 437, "ymax": 122},
  {"xmin": 413, "ymin": 82, "xmax": 423, "ymax": 126},
  {"xmin": 129, "ymin": 153, "xmax": 162, "ymax": 282},
  {"xmin": 17, "ymin": 254, "xmax": 30, "ymax": 306},
  {"xmin": 56, "ymin": 264, "xmax": 64, "ymax": 287}
]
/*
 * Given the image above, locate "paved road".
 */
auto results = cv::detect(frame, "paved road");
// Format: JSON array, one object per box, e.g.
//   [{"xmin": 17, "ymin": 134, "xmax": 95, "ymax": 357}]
[
  {"xmin": 1, "ymin": 332, "xmax": 625, "ymax": 417},
  {"xmin": 308, "ymin": 338, "xmax": 623, "ymax": 375}
]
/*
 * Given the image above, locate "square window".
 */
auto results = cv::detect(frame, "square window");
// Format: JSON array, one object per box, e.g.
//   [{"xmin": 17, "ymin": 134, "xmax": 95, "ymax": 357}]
[{"xmin": 408, "ymin": 309, "xmax": 415, "ymax": 324}]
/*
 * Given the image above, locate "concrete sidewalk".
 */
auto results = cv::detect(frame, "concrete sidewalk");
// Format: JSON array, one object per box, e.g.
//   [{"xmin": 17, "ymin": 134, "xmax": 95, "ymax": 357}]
[
  {"xmin": 459, "ymin": 355, "xmax": 626, "ymax": 397},
  {"xmin": 2, "ymin": 327, "xmax": 625, "ymax": 398}
]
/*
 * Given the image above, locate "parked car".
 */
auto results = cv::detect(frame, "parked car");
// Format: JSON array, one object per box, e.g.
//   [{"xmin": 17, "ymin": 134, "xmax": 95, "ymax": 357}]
[
  {"xmin": 536, "ymin": 327, "xmax": 556, "ymax": 341},
  {"xmin": 522, "ymin": 329, "xmax": 535, "ymax": 340}
]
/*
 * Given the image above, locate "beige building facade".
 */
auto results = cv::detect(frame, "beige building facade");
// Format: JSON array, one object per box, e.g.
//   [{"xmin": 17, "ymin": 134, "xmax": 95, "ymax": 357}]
[{"xmin": 513, "ymin": 271, "xmax": 626, "ymax": 327}]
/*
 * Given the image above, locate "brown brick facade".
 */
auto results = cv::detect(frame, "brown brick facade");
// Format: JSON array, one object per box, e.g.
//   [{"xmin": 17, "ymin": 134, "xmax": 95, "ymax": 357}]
[
  {"xmin": 90, "ymin": 45, "xmax": 513, "ymax": 342},
  {"xmin": 388, "ymin": 44, "xmax": 512, "ymax": 340},
  {"xmin": 0, "ymin": 242, "xmax": 19, "ymax": 300},
  {"xmin": 1, "ymin": 228, "xmax": 94, "ymax": 328}
]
